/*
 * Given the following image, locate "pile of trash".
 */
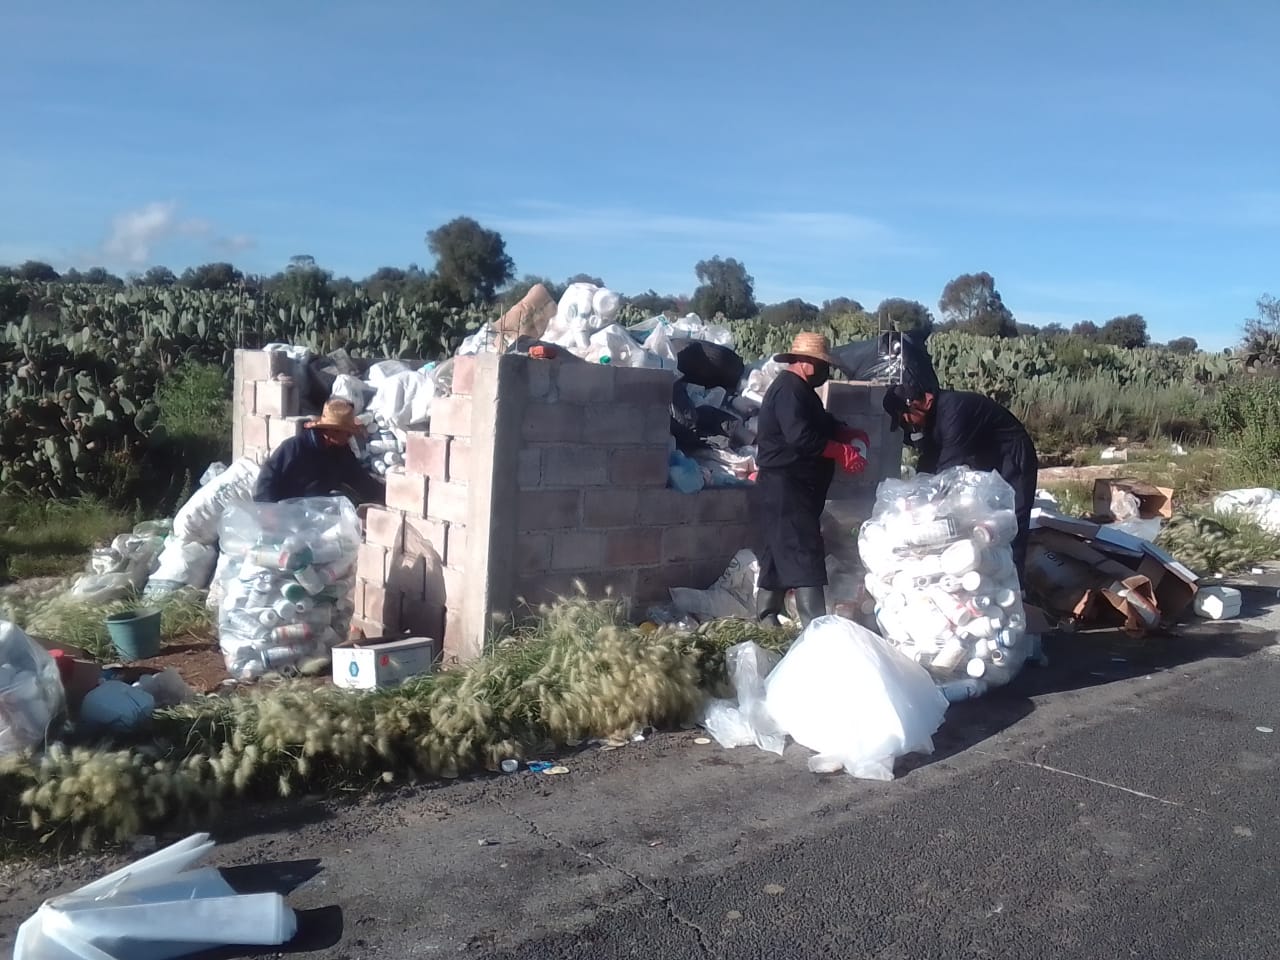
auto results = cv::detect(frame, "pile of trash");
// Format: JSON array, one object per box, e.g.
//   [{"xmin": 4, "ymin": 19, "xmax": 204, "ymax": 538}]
[{"xmin": 215, "ymin": 496, "xmax": 360, "ymax": 679}]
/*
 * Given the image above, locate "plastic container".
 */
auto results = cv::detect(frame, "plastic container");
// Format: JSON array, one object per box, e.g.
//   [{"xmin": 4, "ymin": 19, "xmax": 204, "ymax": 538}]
[{"xmin": 105, "ymin": 609, "xmax": 163, "ymax": 661}]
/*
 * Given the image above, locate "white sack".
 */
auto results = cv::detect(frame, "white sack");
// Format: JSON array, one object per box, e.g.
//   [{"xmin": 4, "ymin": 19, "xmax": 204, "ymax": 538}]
[
  {"xmin": 1213, "ymin": 488, "xmax": 1280, "ymax": 535},
  {"xmin": 764, "ymin": 616, "xmax": 949, "ymax": 781},
  {"xmin": 366, "ymin": 369, "xmax": 437, "ymax": 430},
  {"xmin": 330, "ymin": 373, "xmax": 368, "ymax": 413},
  {"xmin": 0, "ymin": 621, "xmax": 65, "ymax": 757},
  {"xmin": 670, "ymin": 549, "xmax": 758, "ymax": 620},
  {"xmin": 172, "ymin": 458, "xmax": 261, "ymax": 545},
  {"xmin": 147, "ymin": 538, "xmax": 218, "ymax": 592}
]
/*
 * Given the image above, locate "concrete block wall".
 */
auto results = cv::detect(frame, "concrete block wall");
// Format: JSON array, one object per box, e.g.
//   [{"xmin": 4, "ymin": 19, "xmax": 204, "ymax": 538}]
[
  {"xmin": 819, "ymin": 381, "xmax": 903, "ymax": 500},
  {"xmin": 232, "ymin": 348, "xmax": 310, "ymax": 464}
]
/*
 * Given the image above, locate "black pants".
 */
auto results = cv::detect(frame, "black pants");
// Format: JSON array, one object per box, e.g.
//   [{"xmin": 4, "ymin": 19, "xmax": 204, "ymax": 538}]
[{"xmin": 752, "ymin": 466, "xmax": 833, "ymax": 591}]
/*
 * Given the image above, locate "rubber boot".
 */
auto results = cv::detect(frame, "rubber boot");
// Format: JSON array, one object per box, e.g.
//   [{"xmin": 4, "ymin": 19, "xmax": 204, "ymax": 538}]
[
  {"xmin": 755, "ymin": 589, "xmax": 786, "ymax": 628},
  {"xmin": 794, "ymin": 587, "xmax": 828, "ymax": 627}
]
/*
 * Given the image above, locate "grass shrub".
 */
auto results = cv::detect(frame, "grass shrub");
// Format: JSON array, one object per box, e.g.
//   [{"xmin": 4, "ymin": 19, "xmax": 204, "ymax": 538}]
[{"xmin": 0, "ymin": 498, "xmax": 128, "ymax": 582}]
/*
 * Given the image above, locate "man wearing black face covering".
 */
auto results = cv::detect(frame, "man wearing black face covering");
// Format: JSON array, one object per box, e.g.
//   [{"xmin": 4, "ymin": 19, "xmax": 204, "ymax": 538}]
[
  {"xmin": 882, "ymin": 383, "xmax": 1039, "ymax": 580},
  {"xmin": 753, "ymin": 332, "xmax": 869, "ymax": 627}
]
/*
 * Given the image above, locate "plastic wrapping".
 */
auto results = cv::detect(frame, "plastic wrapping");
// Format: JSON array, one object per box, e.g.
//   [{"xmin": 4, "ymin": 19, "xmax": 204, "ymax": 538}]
[
  {"xmin": 699, "ymin": 642, "xmax": 785, "ymax": 755},
  {"xmin": 859, "ymin": 467, "xmax": 1031, "ymax": 691},
  {"xmin": 366, "ymin": 368, "xmax": 437, "ymax": 430},
  {"xmin": 172, "ymin": 457, "xmax": 261, "ymax": 545},
  {"xmin": 0, "ymin": 620, "xmax": 65, "ymax": 757},
  {"xmin": 13, "ymin": 832, "xmax": 297, "ymax": 960},
  {"xmin": 764, "ymin": 616, "xmax": 949, "ymax": 780},
  {"xmin": 330, "ymin": 373, "xmax": 369, "ymax": 413},
  {"xmin": 71, "ymin": 524, "xmax": 166, "ymax": 603},
  {"xmin": 629, "ymin": 314, "xmax": 735, "ymax": 349},
  {"xmin": 215, "ymin": 497, "xmax": 359, "ymax": 679}
]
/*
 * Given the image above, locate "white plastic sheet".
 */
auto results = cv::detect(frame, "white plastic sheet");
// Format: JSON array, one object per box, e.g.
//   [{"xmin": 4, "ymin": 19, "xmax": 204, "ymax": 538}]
[
  {"xmin": 366, "ymin": 369, "xmax": 437, "ymax": 430},
  {"xmin": 1213, "ymin": 488, "xmax": 1280, "ymax": 535},
  {"xmin": 699, "ymin": 642, "xmax": 785, "ymax": 754},
  {"xmin": 764, "ymin": 617, "xmax": 949, "ymax": 780},
  {"xmin": 0, "ymin": 621, "xmax": 65, "ymax": 757},
  {"xmin": 13, "ymin": 833, "xmax": 297, "ymax": 960}
]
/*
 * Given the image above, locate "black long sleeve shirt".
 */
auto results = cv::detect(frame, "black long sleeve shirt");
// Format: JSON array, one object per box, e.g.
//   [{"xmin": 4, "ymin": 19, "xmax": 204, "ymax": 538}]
[
  {"xmin": 254, "ymin": 429, "xmax": 384, "ymax": 504},
  {"xmin": 915, "ymin": 390, "xmax": 1035, "ymax": 478},
  {"xmin": 755, "ymin": 371, "xmax": 840, "ymax": 470}
]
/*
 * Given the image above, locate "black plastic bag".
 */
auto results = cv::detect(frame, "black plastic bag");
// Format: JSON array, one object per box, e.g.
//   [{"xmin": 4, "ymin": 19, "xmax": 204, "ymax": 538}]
[{"xmin": 672, "ymin": 338, "xmax": 745, "ymax": 392}]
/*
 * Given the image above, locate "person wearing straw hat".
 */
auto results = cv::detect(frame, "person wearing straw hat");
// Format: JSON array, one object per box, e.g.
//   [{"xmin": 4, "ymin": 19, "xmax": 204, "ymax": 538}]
[
  {"xmin": 882, "ymin": 383, "xmax": 1038, "ymax": 580},
  {"xmin": 254, "ymin": 398, "xmax": 385, "ymax": 505},
  {"xmin": 753, "ymin": 332, "xmax": 870, "ymax": 627}
]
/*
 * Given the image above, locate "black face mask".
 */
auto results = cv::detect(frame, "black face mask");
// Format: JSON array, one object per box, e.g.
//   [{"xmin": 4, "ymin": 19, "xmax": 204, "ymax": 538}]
[{"xmin": 807, "ymin": 363, "xmax": 831, "ymax": 388}]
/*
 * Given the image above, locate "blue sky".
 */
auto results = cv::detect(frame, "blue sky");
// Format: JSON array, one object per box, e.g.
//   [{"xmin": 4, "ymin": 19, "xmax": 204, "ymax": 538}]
[{"xmin": 3, "ymin": 1, "xmax": 1276, "ymax": 349}]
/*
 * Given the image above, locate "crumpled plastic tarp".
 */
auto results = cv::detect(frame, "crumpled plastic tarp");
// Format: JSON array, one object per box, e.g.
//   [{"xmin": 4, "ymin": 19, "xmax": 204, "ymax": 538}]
[
  {"xmin": 1213, "ymin": 488, "xmax": 1280, "ymax": 536},
  {"xmin": 699, "ymin": 641, "xmax": 786, "ymax": 754}
]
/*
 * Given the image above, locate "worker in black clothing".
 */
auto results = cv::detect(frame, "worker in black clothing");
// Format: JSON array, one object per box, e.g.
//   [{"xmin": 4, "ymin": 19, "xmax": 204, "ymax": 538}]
[
  {"xmin": 882, "ymin": 384, "xmax": 1039, "ymax": 579},
  {"xmin": 254, "ymin": 398, "xmax": 385, "ymax": 505},
  {"xmin": 753, "ymin": 332, "xmax": 869, "ymax": 628}
]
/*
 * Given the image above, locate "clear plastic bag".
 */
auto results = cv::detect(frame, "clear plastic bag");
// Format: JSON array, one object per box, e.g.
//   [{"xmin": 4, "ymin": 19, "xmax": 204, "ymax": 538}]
[
  {"xmin": 858, "ymin": 467, "xmax": 1031, "ymax": 692},
  {"xmin": 215, "ymin": 497, "xmax": 360, "ymax": 679},
  {"xmin": 699, "ymin": 641, "xmax": 785, "ymax": 755},
  {"xmin": 0, "ymin": 620, "xmax": 65, "ymax": 757},
  {"xmin": 830, "ymin": 331, "xmax": 939, "ymax": 392},
  {"xmin": 13, "ymin": 832, "xmax": 297, "ymax": 960},
  {"xmin": 764, "ymin": 616, "xmax": 949, "ymax": 780}
]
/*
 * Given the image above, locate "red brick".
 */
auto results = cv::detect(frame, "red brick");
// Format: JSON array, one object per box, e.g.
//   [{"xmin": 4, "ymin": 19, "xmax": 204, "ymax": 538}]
[
  {"xmin": 363, "ymin": 506, "xmax": 404, "ymax": 550},
  {"xmin": 446, "ymin": 524, "xmax": 469, "ymax": 569},
  {"xmin": 401, "ymin": 598, "xmax": 446, "ymax": 640},
  {"xmin": 541, "ymin": 446, "xmax": 607, "ymax": 486},
  {"xmin": 517, "ymin": 448, "xmax": 542, "ymax": 488},
  {"xmin": 430, "ymin": 396, "xmax": 473, "ymax": 437},
  {"xmin": 606, "ymin": 529, "xmax": 663, "ymax": 567},
  {"xmin": 516, "ymin": 533, "xmax": 552, "ymax": 571},
  {"xmin": 695, "ymin": 487, "xmax": 752, "ymax": 523},
  {"xmin": 518, "ymin": 490, "xmax": 581, "ymax": 531},
  {"xmin": 386, "ymin": 551, "xmax": 427, "ymax": 600},
  {"xmin": 255, "ymin": 379, "xmax": 299, "ymax": 418},
  {"xmin": 551, "ymin": 531, "xmax": 606, "ymax": 571},
  {"xmin": 447, "ymin": 438, "xmax": 472, "ymax": 483},
  {"xmin": 608, "ymin": 447, "xmax": 669, "ymax": 486},
  {"xmin": 242, "ymin": 414, "xmax": 268, "ymax": 450},
  {"xmin": 403, "ymin": 515, "xmax": 446, "ymax": 562},
  {"xmin": 385, "ymin": 470, "xmax": 429, "ymax": 517},
  {"xmin": 614, "ymin": 368, "xmax": 676, "ymax": 406},
  {"xmin": 356, "ymin": 542, "xmax": 387, "ymax": 582},
  {"xmin": 522, "ymin": 403, "xmax": 585, "ymax": 443},
  {"xmin": 663, "ymin": 524, "xmax": 729, "ymax": 563},
  {"xmin": 426, "ymin": 481, "xmax": 469, "ymax": 525},
  {"xmin": 583, "ymin": 488, "xmax": 639, "ymax": 527},
  {"xmin": 556, "ymin": 362, "xmax": 616, "ymax": 404},
  {"xmin": 451, "ymin": 355, "xmax": 477, "ymax": 397},
  {"xmin": 238, "ymin": 349, "xmax": 290, "ymax": 381},
  {"xmin": 582, "ymin": 405, "xmax": 649, "ymax": 445},
  {"xmin": 405, "ymin": 432, "xmax": 449, "ymax": 479},
  {"xmin": 637, "ymin": 488, "xmax": 700, "ymax": 526},
  {"xmin": 363, "ymin": 586, "xmax": 402, "ymax": 632},
  {"xmin": 267, "ymin": 415, "xmax": 305, "ymax": 451}
]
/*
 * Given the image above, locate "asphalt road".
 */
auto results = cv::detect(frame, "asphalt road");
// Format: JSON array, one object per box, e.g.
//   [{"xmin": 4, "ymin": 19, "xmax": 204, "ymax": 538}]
[{"xmin": 5, "ymin": 579, "xmax": 1280, "ymax": 960}]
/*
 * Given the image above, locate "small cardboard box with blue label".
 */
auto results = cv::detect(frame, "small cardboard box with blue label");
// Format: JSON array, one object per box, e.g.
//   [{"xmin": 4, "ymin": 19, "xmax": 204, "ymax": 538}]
[{"xmin": 332, "ymin": 637, "xmax": 436, "ymax": 690}]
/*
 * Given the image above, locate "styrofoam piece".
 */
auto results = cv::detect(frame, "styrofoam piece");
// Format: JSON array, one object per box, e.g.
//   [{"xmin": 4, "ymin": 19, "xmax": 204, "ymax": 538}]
[{"xmin": 1193, "ymin": 586, "xmax": 1242, "ymax": 621}]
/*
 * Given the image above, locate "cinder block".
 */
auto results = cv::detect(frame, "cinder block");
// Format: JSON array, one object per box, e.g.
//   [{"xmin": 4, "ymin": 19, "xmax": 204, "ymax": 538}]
[
  {"xmin": 451, "ymin": 356, "xmax": 477, "ymax": 396},
  {"xmin": 696, "ymin": 488, "xmax": 752, "ymax": 523},
  {"xmin": 245, "ymin": 446, "xmax": 269, "ymax": 465},
  {"xmin": 442, "ymin": 608, "xmax": 472, "ymax": 664},
  {"xmin": 526, "ymin": 359, "xmax": 556, "ymax": 400},
  {"xmin": 267, "ymin": 415, "xmax": 305, "ymax": 451},
  {"xmin": 446, "ymin": 524, "xmax": 469, "ymax": 569},
  {"xmin": 541, "ymin": 446, "xmax": 608, "ymax": 486},
  {"xmin": 401, "ymin": 598, "xmax": 446, "ymax": 640},
  {"xmin": 385, "ymin": 470, "xmax": 429, "ymax": 517},
  {"xmin": 385, "ymin": 551, "xmax": 426, "ymax": 600},
  {"xmin": 441, "ymin": 564, "xmax": 466, "ymax": 604},
  {"xmin": 430, "ymin": 396, "xmax": 473, "ymax": 438},
  {"xmin": 517, "ymin": 533, "xmax": 552, "ymax": 571},
  {"xmin": 820, "ymin": 382, "xmax": 873, "ymax": 418},
  {"xmin": 363, "ymin": 505, "xmax": 404, "ymax": 550},
  {"xmin": 583, "ymin": 488, "xmax": 640, "ymax": 528},
  {"xmin": 363, "ymin": 586, "xmax": 402, "ymax": 632},
  {"xmin": 606, "ymin": 529, "xmax": 663, "ymax": 567},
  {"xmin": 448, "ymin": 438, "xmax": 471, "ymax": 483},
  {"xmin": 405, "ymin": 432, "xmax": 449, "ymax": 479},
  {"xmin": 357, "ymin": 542, "xmax": 387, "ymax": 583},
  {"xmin": 403, "ymin": 516, "xmax": 446, "ymax": 562},
  {"xmin": 642, "ymin": 405, "xmax": 671, "ymax": 444},
  {"xmin": 348, "ymin": 615, "xmax": 384, "ymax": 642},
  {"xmin": 557, "ymin": 362, "xmax": 616, "ymax": 404},
  {"xmin": 637, "ymin": 488, "xmax": 701, "ymax": 526},
  {"xmin": 517, "ymin": 448, "xmax": 542, "ymax": 489},
  {"xmin": 551, "ymin": 531, "xmax": 606, "ymax": 571},
  {"xmin": 238, "ymin": 349, "xmax": 290, "ymax": 382},
  {"xmin": 614, "ymin": 368, "xmax": 677, "ymax": 406},
  {"xmin": 522, "ymin": 403, "xmax": 586, "ymax": 443},
  {"xmin": 242, "ymin": 415, "xmax": 269, "ymax": 451},
  {"xmin": 663, "ymin": 524, "xmax": 727, "ymax": 563},
  {"xmin": 239, "ymin": 378, "xmax": 257, "ymax": 416},
  {"xmin": 426, "ymin": 481, "xmax": 469, "ymax": 525},
  {"xmin": 255, "ymin": 379, "xmax": 299, "ymax": 418},
  {"xmin": 517, "ymin": 572, "xmax": 631, "ymax": 608},
  {"xmin": 352, "ymin": 579, "xmax": 368, "ymax": 618},
  {"xmin": 517, "ymin": 490, "xmax": 581, "ymax": 531},
  {"xmin": 584, "ymin": 405, "xmax": 650, "ymax": 445},
  {"xmin": 608, "ymin": 447, "xmax": 669, "ymax": 486}
]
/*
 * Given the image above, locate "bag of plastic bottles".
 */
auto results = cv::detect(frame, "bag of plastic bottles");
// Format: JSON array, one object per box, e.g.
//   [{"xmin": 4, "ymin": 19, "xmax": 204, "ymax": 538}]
[
  {"xmin": 215, "ymin": 497, "xmax": 359, "ymax": 680},
  {"xmin": 858, "ymin": 467, "xmax": 1031, "ymax": 699},
  {"xmin": 0, "ymin": 620, "xmax": 65, "ymax": 757}
]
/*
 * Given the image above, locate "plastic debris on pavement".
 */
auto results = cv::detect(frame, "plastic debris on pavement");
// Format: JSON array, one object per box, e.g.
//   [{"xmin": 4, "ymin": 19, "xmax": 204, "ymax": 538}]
[
  {"xmin": 12, "ymin": 832, "xmax": 297, "ymax": 960},
  {"xmin": 699, "ymin": 641, "xmax": 785, "ymax": 755}
]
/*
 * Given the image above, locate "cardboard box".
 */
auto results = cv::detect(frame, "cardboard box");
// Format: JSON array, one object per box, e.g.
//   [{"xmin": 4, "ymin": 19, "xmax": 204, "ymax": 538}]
[
  {"xmin": 1093, "ymin": 479, "xmax": 1174, "ymax": 521},
  {"xmin": 1026, "ymin": 531, "xmax": 1162, "ymax": 635},
  {"xmin": 332, "ymin": 637, "xmax": 437, "ymax": 690}
]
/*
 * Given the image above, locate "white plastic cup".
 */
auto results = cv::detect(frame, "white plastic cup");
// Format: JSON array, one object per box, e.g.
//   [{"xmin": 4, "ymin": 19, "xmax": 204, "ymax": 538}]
[{"xmin": 501, "ymin": 759, "xmax": 519, "ymax": 774}]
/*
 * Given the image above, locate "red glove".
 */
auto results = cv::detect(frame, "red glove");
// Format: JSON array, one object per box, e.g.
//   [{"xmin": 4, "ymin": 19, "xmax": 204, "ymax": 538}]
[
  {"xmin": 834, "ymin": 425, "xmax": 870, "ymax": 449},
  {"xmin": 823, "ymin": 441, "xmax": 866, "ymax": 475}
]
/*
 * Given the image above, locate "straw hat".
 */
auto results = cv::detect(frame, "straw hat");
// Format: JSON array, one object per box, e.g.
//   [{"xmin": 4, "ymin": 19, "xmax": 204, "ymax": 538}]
[
  {"xmin": 774, "ymin": 331, "xmax": 838, "ymax": 366},
  {"xmin": 305, "ymin": 398, "xmax": 363, "ymax": 436}
]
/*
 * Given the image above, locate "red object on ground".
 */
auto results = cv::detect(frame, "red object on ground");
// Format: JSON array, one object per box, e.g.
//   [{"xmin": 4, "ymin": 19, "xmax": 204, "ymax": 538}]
[{"xmin": 529, "ymin": 345, "xmax": 558, "ymax": 360}]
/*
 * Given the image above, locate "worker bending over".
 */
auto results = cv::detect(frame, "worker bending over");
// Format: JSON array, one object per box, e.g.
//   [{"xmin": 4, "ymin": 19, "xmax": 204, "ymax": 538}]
[
  {"xmin": 255, "ymin": 399, "xmax": 385, "ymax": 505},
  {"xmin": 753, "ymin": 333, "xmax": 869, "ymax": 627},
  {"xmin": 883, "ymin": 385, "xmax": 1038, "ymax": 579}
]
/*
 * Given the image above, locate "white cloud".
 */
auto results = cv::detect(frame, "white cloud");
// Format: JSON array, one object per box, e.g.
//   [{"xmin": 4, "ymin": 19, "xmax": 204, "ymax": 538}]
[{"xmin": 98, "ymin": 201, "xmax": 254, "ymax": 266}]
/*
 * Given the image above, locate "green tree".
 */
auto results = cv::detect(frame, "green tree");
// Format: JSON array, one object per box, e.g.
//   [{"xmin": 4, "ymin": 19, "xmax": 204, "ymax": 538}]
[
  {"xmin": 938, "ymin": 271, "xmax": 1017, "ymax": 337},
  {"xmin": 690, "ymin": 256, "xmax": 757, "ymax": 320},
  {"xmin": 270, "ymin": 254, "xmax": 333, "ymax": 304},
  {"xmin": 1242, "ymin": 294, "xmax": 1280, "ymax": 360},
  {"xmin": 819, "ymin": 297, "xmax": 865, "ymax": 321},
  {"xmin": 81, "ymin": 267, "xmax": 124, "ymax": 287},
  {"xmin": 565, "ymin": 273, "xmax": 604, "ymax": 288},
  {"xmin": 17, "ymin": 260, "xmax": 59, "ymax": 282},
  {"xmin": 142, "ymin": 266, "xmax": 178, "ymax": 287},
  {"xmin": 627, "ymin": 290, "xmax": 683, "ymax": 316},
  {"xmin": 1167, "ymin": 336, "xmax": 1199, "ymax": 355},
  {"xmin": 424, "ymin": 216, "xmax": 515, "ymax": 307},
  {"xmin": 758, "ymin": 298, "xmax": 819, "ymax": 327},
  {"xmin": 1099, "ymin": 313, "xmax": 1149, "ymax": 348},
  {"xmin": 1039, "ymin": 322, "xmax": 1068, "ymax": 339},
  {"xmin": 875, "ymin": 298, "xmax": 934, "ymax": 335},
  {"xmin": 1071, "ymin": 320, "xmax": 1101, "ymax": 341},
  {"xmin": 181, "ymin": 262, "xmax": 243, "ymax": 291},
  {"xmin": 502, "ymin": 274, "xmax": 562, "ymax": 308}
]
